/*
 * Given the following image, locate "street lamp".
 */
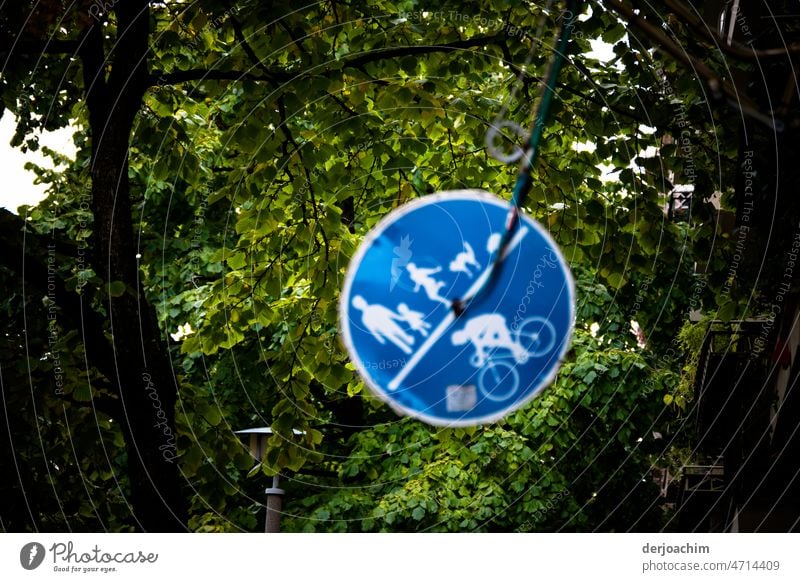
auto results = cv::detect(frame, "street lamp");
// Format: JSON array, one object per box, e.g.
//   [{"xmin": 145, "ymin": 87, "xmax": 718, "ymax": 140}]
[{"xmin": 235, "ymin": 426, "xmax": 303, "ymax": 533}]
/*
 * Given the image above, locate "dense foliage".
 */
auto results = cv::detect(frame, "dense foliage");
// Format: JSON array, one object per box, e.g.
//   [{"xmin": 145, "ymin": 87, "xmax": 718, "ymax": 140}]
[{"xmin": 3, "ymin": 0, "xmax": 788, "ymax": 531}]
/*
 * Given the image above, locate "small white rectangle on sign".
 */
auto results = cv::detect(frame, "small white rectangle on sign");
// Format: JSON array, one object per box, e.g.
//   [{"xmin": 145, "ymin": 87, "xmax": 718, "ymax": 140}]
[{"xmin": 446, "ymin": 384, "xmax": 477, "ymax": 412}]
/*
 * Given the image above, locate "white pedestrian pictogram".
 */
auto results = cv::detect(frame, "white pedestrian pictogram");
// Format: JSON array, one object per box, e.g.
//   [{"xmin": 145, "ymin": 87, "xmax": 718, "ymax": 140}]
[
  {"xmin": 406, "ymin": 262, "xmax": 450, "ymax": 306},
  {"xmin": 351, "ymin": 295, "xmax": 415, "ymax": 354},
  {"xmin": 397, "ymin": 303, "xmax": 431, "ymax": 336},
  {"xmin": 449, "ymin": 242, "xmax": 481, "ymax": 277}
]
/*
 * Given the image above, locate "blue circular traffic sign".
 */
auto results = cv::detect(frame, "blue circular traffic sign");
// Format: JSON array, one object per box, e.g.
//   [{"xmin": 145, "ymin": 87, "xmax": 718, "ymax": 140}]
[{"xmin": 339, "ymin": 190, "xmax": 575, "ymax": 426}]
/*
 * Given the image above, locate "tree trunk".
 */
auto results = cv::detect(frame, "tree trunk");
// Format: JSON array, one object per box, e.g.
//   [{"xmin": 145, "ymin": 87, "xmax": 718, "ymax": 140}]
[{"xmin": 82, "ymin": 3, "xmax": 186, "ymax": 531}]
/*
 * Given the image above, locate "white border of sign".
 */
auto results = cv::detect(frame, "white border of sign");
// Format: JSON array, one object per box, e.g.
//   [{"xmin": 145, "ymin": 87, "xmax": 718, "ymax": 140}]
[{"xmin": 339, "ymin": 189, "xmax": 576, "ymax": 426}]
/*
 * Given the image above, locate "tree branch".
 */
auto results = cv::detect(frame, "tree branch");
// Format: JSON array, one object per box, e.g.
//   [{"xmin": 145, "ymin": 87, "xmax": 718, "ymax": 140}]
[
  {"xmin": 604, "ymin": 0, "xmax": 781, "ymax": 131},
  {"xmin": 151, "ymin": 34, "xmax": 505, "ymax": 87},
  {"xmin": 662, "ymin": 0, "xmax": 800, "ymax": 60},
  {"xmin": 79, "ymin": 22, "xmax": 109, "ymax": 149},
  {"xmin": 150, "ymin": 68, "xmax": 277, "ymax": 86},
  {"xmin": 3, "ymin": 39, "xmax": 80, "ymax": 56},
  {"xmin": 227, "ymin": 10, "xmax": 284, "ymax": 80},
  {"xmin": 341, "ymin": 35, "xmax": 503, "ymax": 70},
  {"xmin": 107, "ymin": 0, "xmax": 151, "ymax": 110}
]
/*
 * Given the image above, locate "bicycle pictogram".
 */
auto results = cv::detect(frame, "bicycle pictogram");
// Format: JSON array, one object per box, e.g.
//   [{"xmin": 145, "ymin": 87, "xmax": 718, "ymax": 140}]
[{"xmin": 452, "ymin": 314, "xmax": 556, "ymax": 402}]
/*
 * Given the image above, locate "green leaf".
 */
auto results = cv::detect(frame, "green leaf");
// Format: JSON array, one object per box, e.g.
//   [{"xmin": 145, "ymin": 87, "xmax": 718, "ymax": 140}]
[
  {"xmin": 109, "ymin": 281, "xmax": 126, "ymax": 297},
  {"xmin": 234, "ymin": 453, "xmax": 255, "ymax": 470},
  {"xmin": 204, "ymin": 407, "xmax": 222, "ymax": 426},
  {"xmin": 604, "ymin": 271, "xmax": 627, "ymax": 289},
  {"xmin": 73, "ymin": 382, "xmax": 92, "ymax": 402},
  {"xmin": 718, "ymin": 301, "xmax": 736, "ymax": 322}
]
